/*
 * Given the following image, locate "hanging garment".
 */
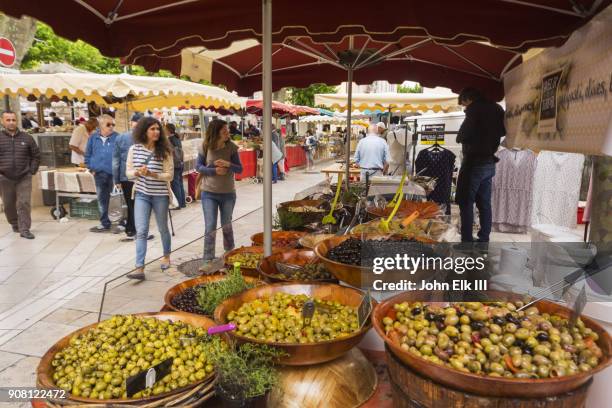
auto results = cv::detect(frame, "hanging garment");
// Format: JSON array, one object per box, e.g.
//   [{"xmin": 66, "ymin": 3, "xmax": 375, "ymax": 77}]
[
  {"xmin": 531, "ymin": 151, "xmax": 585, "ymax": 229},
  {"xmin": 415, "ymin": 148, "xmax": 456, "ymax": 215},
  {"xmin": 387, "ymin": 126, "xmax": 411, "ymax": 174},
  {"xmin": 582, "ymin": 163, "xmax": 594, "ymax": 223},
  {"xmin": 492, "ymin": 148, "xmax": 537, "ymax": 234}
]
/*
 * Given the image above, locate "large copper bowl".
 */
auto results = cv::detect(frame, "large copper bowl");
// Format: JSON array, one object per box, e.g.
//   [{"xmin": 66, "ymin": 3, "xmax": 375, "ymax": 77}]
[
  {"xmin": 366, "ymin": 200, "xmax": 440, "ymax": 221},
  {"xmin": 314, "ymin": 233, "xmax": 438, "ymax": 288},
  {"xmin": 223, "ymin": 246, "xmax": 282, "ymax": 277},
  {"xmin": 257, "ymin": 249, "xmax": 338, "ymax": 284},
  {"xmin": 164, "ymin": 273, "xmax": 262, "ymax": 315},
  {"xmin": 37, "ymin": 312, "xmax": 224, "ymax": 405},
  {"xmin": 372, "ymin": 291, "xmax": 612, "ymax": 398},
  {"xmin": 250, "ymin": 231, "xmax": 307, "ymax": 248},
  {"xmin": 214, "ymin": 283, "xmax": 376, "ymax": 366}
]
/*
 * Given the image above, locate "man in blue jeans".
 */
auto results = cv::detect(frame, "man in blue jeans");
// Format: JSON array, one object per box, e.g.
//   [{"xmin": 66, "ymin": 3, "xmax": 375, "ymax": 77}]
[
  {"xmin": 85, "ymin": 114, "xmax": 118, "ymax": 232},
  {"xmin": 455, "ymin": 88, "xmax": 506, "ymax": 242}
]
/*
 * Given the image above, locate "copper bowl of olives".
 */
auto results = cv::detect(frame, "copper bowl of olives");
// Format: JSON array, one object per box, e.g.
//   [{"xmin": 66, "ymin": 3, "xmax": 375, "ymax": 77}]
[
  {"xmin": 257, "ymin": 249, "xmax": 338, "ymax": 283},
  {"xmin": 223, "ymin": 246, "xmax": 282, "ymax": 277},
  {"xmin": 214, "ymin": 283, "xmax": 376, "ymax": 365},
  {"xmin": 372, "ymin": 291, "xmax": 612, "ymax": 398},
  {"xmin": 164, "ymin": 273, "xmax": 262, "ymax": 316},
  {"xmin": 37, "ymin": 312, "xmax": 226, "ymax": 404}
]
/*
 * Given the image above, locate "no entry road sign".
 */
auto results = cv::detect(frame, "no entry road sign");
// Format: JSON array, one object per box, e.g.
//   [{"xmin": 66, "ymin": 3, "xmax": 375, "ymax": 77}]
[{"xmin": 0, "ymin": 38, "xmax": 16, "ymax": 67}]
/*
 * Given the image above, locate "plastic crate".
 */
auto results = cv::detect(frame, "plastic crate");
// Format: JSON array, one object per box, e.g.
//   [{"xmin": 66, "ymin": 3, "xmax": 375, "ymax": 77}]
[{"xmin": 70, "ymin": 197, "xmax": 100, "ymax": 220}]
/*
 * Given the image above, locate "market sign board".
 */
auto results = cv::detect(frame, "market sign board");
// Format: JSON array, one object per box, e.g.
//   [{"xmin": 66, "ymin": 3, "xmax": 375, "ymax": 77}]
[
  {"xmin": 420, "ymin": 124, "xmax": 446, "ymax": 145},
  {"xmin": 503, "ymin": 5, "xmax": 612, "ymax": 156},
  {"xmin": 0, "ymin": 37, "xmax": 16, "ymax": 67}
]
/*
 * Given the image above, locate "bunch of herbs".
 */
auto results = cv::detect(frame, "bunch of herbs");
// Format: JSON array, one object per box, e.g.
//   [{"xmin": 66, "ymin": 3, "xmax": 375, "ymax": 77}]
[
  {"xmin": 196, "ymin": 267, "xmax": 254, "ymax": 315},
  {"xmin": 206, "ymin": 337, "xmax": 284, "ymax": 399}
]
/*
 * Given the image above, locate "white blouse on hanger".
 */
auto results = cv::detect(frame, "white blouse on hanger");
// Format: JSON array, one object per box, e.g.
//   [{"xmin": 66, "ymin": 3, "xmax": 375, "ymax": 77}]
[
  {"xmin": 492, "ymin": 148, "xmax": 537, "ymax": 233},
  {"xmin": 531, "ymin": 151, "xmax": 585, "ymax": 229}
]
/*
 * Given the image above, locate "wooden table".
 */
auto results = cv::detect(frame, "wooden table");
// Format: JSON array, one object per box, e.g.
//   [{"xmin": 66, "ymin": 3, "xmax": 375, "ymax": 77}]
[{"xmin": 320, "ymin": 163, "xmax": 361, "ymax": 182}]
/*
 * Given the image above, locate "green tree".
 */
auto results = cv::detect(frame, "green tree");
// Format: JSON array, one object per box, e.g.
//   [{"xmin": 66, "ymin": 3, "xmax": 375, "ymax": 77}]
[
  {"xmin": 21, "ymin": 22, "xmax": 174, "ymax": 77},
  {"xmin": 289, "ymin": 83, "xmax": 336, "ymax": 106},
  {"xmin": 397, "ymin": 83, "xmax": 423, "ymax": 93}
]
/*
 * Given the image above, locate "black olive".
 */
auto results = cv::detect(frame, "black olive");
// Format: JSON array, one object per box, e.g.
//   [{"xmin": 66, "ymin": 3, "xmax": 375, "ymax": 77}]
[
  {"xmin": 505, "ymin": 313, "xmax": 520, "ymax": 325},
  {"xmin": 411, "ymin": 307, "xmax": 422, "ymax": 315},
  {"xmin": 436, "ymin": 321, "xmax": 446, "ymax": 331},
  {"xmin": 514, "ymin": 339, "xmax": 526, "ymax": 349},
  {"xmin": 492, "ymin": 316, "xmax": 505, "ymax": 325},
  {"xmin": 522, "ymin": 346, "xmax": 534, "ymax": 355},
  {"xmin": 425, "ymin": 312, "xmax": 436, "ymax": 321},
  {"xmin": 536, "ymin": 332, "xmax": 550, "ymax": 342},
  {"xmin": 470, "ymin": 321, "xmax": 485, "ymax": 331},
  {"xmin": 434, "ymin": 314, "xmax": 446, "ymax": 323}
]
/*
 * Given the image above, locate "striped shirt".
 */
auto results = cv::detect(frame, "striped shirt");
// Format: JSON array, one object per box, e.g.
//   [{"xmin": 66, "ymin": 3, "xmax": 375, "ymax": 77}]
[{"xmin": 126, "ymin": 144, "xmax": 173, "ymax": 196}]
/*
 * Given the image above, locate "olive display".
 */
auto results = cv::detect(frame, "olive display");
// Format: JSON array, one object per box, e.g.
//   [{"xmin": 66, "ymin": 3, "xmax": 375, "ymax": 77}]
[
  {"xmin": 51, "ymin": 315, "xmax": 216, "ymax": 400},
  {"xmin": 383, "ymin": 301, "xmax": 603, "ymax": 379},
  {"xmin": 227, "ymin": 253, "xmax": 262, "ymax": 269},
  {"xmin": 171, "ymin": 287, "xmax": 203, "ymax": 314},
  {"xmin": 227, "ymin": 293, "xmax": 359, "ymax": 343},
  {"xmin": 273, "ymin": 262, "xmax": 334, "ymax": 281},
  {"xmin": 327, "ymin": 237, "xmax": 437, "ymax": 266}
]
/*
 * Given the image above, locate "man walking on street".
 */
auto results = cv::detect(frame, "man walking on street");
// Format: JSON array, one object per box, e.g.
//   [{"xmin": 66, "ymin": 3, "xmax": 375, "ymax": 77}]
[
  {"xmin": 455, "ymin": 87, "xmax": 506, "ymax": 243},
  {"xmin": 0, "ymin": 111, "xmax": 40, "ymax": 239},
  {"xmin": 85, "ymin": 114, "xmax": 118, "ymax": 232}
]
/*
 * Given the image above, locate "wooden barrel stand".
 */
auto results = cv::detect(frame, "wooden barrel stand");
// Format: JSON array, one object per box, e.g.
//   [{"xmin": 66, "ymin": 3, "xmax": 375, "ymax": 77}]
[{"xmin": 386, "ymin": 346, "xmax": 591, "ymax": 408}]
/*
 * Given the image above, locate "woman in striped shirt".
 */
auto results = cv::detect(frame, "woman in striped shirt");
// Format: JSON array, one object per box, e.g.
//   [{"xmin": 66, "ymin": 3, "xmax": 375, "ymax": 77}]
[{"xmin": 125, "ymin": 117, "xmax": 174, "ymax": 280}]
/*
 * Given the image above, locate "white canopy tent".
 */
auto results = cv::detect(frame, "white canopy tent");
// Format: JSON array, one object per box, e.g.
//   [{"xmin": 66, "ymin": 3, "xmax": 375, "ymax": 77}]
[
  {"xmin": 0, "ymin": 72, "xmax": 244, "ymax": 112},
  {"xmin": 314, "ymin": 92, "xmax": 459, "ymax": 113}
]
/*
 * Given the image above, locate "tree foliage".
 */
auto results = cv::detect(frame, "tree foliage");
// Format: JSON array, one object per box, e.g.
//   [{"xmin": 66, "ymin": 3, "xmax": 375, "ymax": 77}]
[
  {"xmin": 289, "ymin": 83, "xmax": 336, "ymax": 107},
  {"xmin": 397, "ymin": 83, "xmax": 423, "ymax": 93},
  {"xmin": 21, "ymin": 22, "xmax": 173, "ymax": 77}
]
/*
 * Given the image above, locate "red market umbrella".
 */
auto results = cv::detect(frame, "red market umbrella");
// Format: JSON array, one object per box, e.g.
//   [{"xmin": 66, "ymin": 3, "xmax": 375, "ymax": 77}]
[
  {"xmin": 128, "ymin": 35, "xmax": 520, "ymax": 101},
  {"xmin": 3, "ymin": 1, "xmax": 609, "ymax": 58},
  {"xmin": 246, "ymin": 99, "xmax": 296, "ymax": 116},
  {"xmin": 291, "ymin": 105, "xmax": 319, "ymax": 116}
]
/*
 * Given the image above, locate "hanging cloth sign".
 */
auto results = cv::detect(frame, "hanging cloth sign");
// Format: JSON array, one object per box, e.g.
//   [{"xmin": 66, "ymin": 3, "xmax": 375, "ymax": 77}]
[{"xmin": 503, "ymin": 4, "xmax": 612, "ymax": 156}]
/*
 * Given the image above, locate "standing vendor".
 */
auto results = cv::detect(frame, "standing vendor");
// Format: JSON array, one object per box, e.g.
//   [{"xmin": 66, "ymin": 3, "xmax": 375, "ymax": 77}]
[
  {"xmin": 455, "ymin": 87, "xmax": 505, "ymax": 243},
  {"xmin": 354, "ymin": 124, "xmax": 390, "ymax": 180},
  {"xmin": 69, "ymin": 117, "xmax": 98, "ymax": 166}
]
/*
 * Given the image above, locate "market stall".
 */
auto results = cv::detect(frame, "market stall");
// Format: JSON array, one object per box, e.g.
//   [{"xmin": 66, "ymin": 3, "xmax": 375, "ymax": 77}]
[
  {"xmin": 8, "ymin": 2, "xmax": 612, "ymax": 408},
  {"xmin": 0, "ymin": 72, "xmax": 244, "ymax": 216}
]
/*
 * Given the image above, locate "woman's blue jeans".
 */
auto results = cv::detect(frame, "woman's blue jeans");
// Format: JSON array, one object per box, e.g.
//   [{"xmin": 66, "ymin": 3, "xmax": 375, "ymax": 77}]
[
  {"xmin": 134, "ymin": 192, "xmax": 171, "ymax": 267},
  {"xmin": 272, "ymin": 161, "xmax": 278, "ymax": 182},
  {"xmin": 201, "ymin": 191, "xmax": 237, "ymax": 261}
]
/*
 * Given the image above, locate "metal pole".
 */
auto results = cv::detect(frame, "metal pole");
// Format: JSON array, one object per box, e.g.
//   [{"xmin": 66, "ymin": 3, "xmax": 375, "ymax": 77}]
[
  {"xmin": 262, "ymin": 0, "xmax": 273, "ymax": 256},
  {"xmin": 345, "ymin": 67, "xmax": 353, "ymax": 190},
  {"xmin": 124, "ymin": 100, "xmax": 130, "ymax": 130}
]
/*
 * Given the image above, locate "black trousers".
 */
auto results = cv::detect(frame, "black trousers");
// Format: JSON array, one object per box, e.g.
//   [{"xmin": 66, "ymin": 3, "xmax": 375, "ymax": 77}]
[{"xmin": 120, "ymin": 181, "xmax": 136, "ymax": 235}]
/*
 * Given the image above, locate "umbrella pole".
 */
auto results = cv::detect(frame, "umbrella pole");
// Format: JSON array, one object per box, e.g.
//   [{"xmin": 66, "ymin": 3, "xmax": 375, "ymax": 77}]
[
  {"xmin": 345, "ymin": 67, "xmax": 353, "ymax": 190},
  {"xmin": 262, "ymin": 0, "xmax": 273, "ymax": 256},
  {"xmin": 124, "ymin": 100, "xmax": 130, "ymax": 130}
]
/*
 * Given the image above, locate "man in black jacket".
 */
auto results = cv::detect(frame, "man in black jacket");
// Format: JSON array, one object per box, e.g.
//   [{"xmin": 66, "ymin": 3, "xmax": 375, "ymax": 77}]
[
  {"xmin": 455, "ymin": 88, "xmax": 506, "ymax": 243},
  {"xmin": 0, "ymin": 111, "xmax": 41, "ymax": 239}
]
